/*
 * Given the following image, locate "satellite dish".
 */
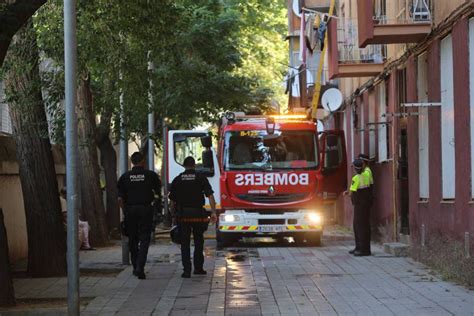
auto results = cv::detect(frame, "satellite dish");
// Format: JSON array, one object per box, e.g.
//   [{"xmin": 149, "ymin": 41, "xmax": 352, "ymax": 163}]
[
  {"xmin": 316, "ymin": 120, "xmax": 324, "ymax": 132},
  {"xmin": 292, "ymin": 0, "xmax": 302, "ymax": 17},
  {"xmin": 321, "ymin": 88, "xmax": 343, "ymax": 112}
]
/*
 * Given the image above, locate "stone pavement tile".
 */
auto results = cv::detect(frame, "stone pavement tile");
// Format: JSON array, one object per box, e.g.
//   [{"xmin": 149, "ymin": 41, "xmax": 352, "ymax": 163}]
[
  {"xmin": 225, "ymin": 308, "xmax": 262, "ymax": 316},
  {"xmin": 116, "ymin": 264, "xmax": 175, "ymax": 315},
  {"xmin": 153, "ymin": 273, "xmax": 184, "ymax": 315},
  {"xmin": 317, "ymin": 312, "xmax": 338, "ymax": 316},
  {"xmin": 170, "ymin": 310, "xmax": 197, "ymax": 316},
  {"xmin": 5, "ymin": 232, "xmax": 474, "ymax": 316}
]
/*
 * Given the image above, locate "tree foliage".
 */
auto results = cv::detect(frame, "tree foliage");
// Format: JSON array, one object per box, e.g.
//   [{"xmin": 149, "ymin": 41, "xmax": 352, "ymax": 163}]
[
  {"xmin": 224, "ymin": 0, "xmax": 288, "ymax": 108},
  {"xmin": 0, "ymin": 0, "xmax": 47, "ymax": 66},
  {"xmin": 34, "ymin": 0, "xmax": 287, "ymax": 141}
]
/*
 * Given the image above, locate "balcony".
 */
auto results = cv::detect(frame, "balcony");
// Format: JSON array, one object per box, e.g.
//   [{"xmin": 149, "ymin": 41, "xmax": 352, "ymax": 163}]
[
  {"xmin": 328, "ymin": 19, "xmax": 385, "ymax": 79},
  {"xmin": 303, "ymin": 0, "xmax": 330, "ymax": 12},
  {"xmin": 357, "ymin": 0, "xmax": 432, "ymax": 47}
]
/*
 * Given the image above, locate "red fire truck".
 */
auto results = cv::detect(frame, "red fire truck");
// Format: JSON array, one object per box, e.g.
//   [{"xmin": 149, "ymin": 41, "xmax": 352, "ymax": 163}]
[{"xmin": 167, "ymin": 112, "xmax": 347, "ymax": 246}]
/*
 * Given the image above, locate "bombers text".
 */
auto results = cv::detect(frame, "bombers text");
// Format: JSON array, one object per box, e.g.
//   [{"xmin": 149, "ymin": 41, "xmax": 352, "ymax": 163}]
[{"xmin": 234, "ymin": 173, "xmax": 309, "ymax": 186}]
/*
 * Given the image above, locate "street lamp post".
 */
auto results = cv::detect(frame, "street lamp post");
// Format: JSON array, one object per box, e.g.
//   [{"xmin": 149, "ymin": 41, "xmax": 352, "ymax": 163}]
[
  {"xmin": 119, "ymin": 71, "xmax": 130, "ymax": 265},
  {"xmin": 64, "ymin": 0, "xmax": 79, "ymax": 314},
  {"xmin": 147, "ymin": 51, "xmax": 155, "ymax": 172}
]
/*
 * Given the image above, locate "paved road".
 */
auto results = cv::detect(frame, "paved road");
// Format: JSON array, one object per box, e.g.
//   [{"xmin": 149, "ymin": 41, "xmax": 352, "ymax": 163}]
[{"xmin": 4, "ymin": 232, "xmax": 474, "ymax": 315}]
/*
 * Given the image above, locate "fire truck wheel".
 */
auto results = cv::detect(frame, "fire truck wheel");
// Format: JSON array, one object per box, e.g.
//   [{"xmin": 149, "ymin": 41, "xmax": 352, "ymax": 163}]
[
  {"xmin": 305, "ymin": 232, "xmax": 322, "ymax": 247},
  {"xmin": 292, "ymin": 233, "xmax": 306, "ymax": 245},
  {"xmin": 216, "ymin": 231, "xmax": 238, "ymax": 248},
  {"xmin": 274, "ymin": 235, "xmax": 287, "ymax": 244}
]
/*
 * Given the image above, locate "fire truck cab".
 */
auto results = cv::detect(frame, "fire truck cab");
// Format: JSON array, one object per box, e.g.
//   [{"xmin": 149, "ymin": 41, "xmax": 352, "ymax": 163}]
[{"xmin": 167, "ymin": 112, "xmax": 347, "ymax": 246}]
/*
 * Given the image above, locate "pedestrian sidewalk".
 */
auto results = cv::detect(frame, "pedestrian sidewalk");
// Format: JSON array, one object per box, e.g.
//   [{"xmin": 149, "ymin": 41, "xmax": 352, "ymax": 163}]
[{"xmin": 1, "ymin": 227, "xmax": 474, "ymax": 315}]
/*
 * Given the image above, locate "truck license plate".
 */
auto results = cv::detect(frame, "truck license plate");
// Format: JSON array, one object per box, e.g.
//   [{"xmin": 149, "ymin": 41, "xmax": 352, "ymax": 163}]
[{"xmin": 258, "ymin": 226, "xmax": 284, "ymax": 233}]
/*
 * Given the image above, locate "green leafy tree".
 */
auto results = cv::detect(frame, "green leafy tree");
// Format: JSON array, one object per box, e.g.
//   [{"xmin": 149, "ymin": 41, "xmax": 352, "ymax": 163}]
[
  {"xmin": 0, "ymin": 0, "xmax": 47, "ymax": 67},
  {"xmin": 224, "ymin": 0, "xmax": 288, "ymax": 110},
  {"xmin": 33, "ymin": 0, "xmax": 288, "ymax": 236}
]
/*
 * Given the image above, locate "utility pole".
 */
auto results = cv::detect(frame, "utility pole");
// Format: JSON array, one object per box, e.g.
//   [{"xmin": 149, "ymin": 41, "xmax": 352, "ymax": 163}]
[
  {"xmin": 119, "ymin": 71, "xmax": 129, "ymax": 265},
  {"xmin": 147, "ymin": 51, "xmax": 157, "ymax": 241},
  {"xmin": 64, "ymin": 0, "xmax": 79, "ymax": 314},
  {"xmin": 147, "ymin": 51, "xmax": 155, "ymax": 171},
  {"xmin": 162, "ymin": 118, "xmax": 170, "ymax": 227}
]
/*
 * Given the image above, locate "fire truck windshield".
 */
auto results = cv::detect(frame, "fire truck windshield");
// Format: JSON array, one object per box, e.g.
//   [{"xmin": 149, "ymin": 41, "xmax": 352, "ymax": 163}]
[{"xmin": 224, "ymin": 130, "xmax": 318, "ymax": 170}]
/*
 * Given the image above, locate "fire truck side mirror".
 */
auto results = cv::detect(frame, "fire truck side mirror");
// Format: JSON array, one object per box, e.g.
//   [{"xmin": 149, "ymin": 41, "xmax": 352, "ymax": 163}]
[
  {"xmin": 201, "ymin": 150, "xmax": 214, "ymax": 174},
  {"xmin": 201, "ymin": 136, "xmax": 212, "ymax": 148}
]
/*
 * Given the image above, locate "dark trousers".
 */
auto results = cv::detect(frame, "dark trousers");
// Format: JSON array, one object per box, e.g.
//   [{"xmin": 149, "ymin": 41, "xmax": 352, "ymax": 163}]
[
  {"xmin": 179, "ymin": 222, "xmax": 207, "ymax": 273},
  {"xmin": 352, "ymin": 190, "xmax": 372, "ymax": 254},
  {"xmin": 125, "ymin": 205, "xmax": 153, "ymax": 273}
]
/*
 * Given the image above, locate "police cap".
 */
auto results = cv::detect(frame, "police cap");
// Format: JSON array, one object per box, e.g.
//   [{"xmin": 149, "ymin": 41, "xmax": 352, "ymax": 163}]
[
  {"xmin": 353, "ymin": 159, "xmax": 364, "ymax": 170},
  {"xmin": 358, "ymin": 154, "xmax": 370, "ymax": 162}
]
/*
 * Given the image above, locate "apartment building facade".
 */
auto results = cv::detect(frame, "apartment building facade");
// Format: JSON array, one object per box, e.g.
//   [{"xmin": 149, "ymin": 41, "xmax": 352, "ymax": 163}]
[
  {"xmin": 288, "ymin": 0, "xmax": 474, "ymax": 253},
  {"xmin": 324, "ymin": 0, "xmax": 474, "ymax": 251}
]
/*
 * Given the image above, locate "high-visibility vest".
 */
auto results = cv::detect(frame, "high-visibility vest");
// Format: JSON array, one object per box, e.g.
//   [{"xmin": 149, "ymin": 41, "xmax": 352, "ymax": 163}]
[
  {"xmin": 364, "ymin": 167, "xmax": 374, "ymax": 186},
  {"xmin": 350, "ymin": 172, "xmax": 371, "ymax": 192}
]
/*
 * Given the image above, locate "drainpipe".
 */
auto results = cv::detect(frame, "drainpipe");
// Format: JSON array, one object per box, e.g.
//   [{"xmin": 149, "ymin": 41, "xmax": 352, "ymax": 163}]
[{"xmin": 391, "ymin": 80, "xmax": 398, "ymax": 242}]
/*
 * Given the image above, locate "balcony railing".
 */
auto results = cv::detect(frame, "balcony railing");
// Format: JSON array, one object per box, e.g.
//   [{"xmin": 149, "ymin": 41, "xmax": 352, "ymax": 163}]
[
  {"xmin": 328, "ymin": 18, "xmax": 385, "ymax": 79},
  {"xmin": 337, "ymin": 21, "xmax": 385, "ymax": 64},
  {"xmin": 357, "ymin": 0, "xmax": 432, "ymax": 47},
  {"xmin": 373, "ymin": 0, "xmax": 432, "ymax": 25}
]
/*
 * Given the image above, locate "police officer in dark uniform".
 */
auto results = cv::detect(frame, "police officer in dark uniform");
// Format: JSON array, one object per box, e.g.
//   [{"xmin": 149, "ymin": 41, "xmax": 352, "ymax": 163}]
[
  {"xmin": 169, "ymin": 156, "xmax": 217, "ymax": 278},
  {"xmin": 118, "ymin": 152, "xmax": 161, "ymax": 279}
]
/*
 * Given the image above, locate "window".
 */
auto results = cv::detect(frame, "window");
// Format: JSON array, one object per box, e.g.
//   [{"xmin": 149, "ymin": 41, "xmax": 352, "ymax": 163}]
[
  {"xmin": 373, "ymin": 0, "xmax": 387, "ymax": 23},
  {"xmin": 323, "ymin": 134, "xmax": 344, "ymax": 169},
  {"xmin": 417, "ymin": 52, "xmax": 429, "ymax": 198},
  {"xmin": 469, "ymin": 19, "xmax": 474, "ymax": 198},
  {"xmin": 343, "ymin": 110, "xmax": 348, "ymax": 156},
  {"xmin": 378, "ymin": 82, "xmax": 388, "ymax": 162},
  {"xmin": 440, "ymin": 34, "xmax": 455, "ymax": 199},
  {"xmin": 369, "ymin": 92, "xmax": 376, "ymax": 158},
  {"xmin": 350, "ymin": 107, "xmax": 355, "ymax": 161},
  {"xmin": 173, "ymin": 133, "xmax": 213, "ymax": 175},
  {"xmin": 224, "ymin": 130, "xmax": 318, "ymax": 171}
]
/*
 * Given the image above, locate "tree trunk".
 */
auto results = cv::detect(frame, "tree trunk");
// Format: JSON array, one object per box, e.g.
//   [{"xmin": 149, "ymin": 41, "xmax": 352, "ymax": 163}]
[
  {"xmin": 0, "ymin": 209, "xmax": 15, "ymax": 306},
  {"xmin": 97, "ymin": 113, "xmax": 120, "ymax": 236},
  {"xmin": 3, "ymin": 20, "xmax": 66, "ymax": 277},
  {"xmin": 0, "ymin": 0, "xmax": 47, "ymax": 66},
  {"xmin": 100, "ymin": 138, "xmax": 120, "ymax": 235},
  {"xmin": 76, "ymin": 76, "xmax": 109, "ymax": 246}
]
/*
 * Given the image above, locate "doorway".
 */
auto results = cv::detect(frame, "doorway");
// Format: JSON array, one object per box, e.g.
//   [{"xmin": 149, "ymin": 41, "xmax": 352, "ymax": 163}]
[{"xmin": 397, "ymin": 68, "xmax": 409, "ymax": 235}]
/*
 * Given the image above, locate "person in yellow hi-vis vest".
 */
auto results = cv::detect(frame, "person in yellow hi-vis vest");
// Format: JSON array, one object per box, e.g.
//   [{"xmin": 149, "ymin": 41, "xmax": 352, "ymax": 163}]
[
  {"xmin": 358, "ymin": 154, "xmax": 374, "ymax": 186},
  {"xmin": 349, "ymin": 159, "xmax": 372, "ymax": 256}
]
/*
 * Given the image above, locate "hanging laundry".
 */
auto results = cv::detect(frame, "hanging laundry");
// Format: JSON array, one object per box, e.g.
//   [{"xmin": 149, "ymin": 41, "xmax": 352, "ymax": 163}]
[
  {"xmin": 305, "ymin": 14, "xmax": 318, "ymax": 53},
  {"xmin": 285, "ymin": 70, "xmax": 292, "ymax": 95},
  {"xmin": 318, "ymin": 20, "xmax": 327, "ymax": 51},
  {"xmin": 313, "ymin": 14, "xmax": 322, "ymax": 52}
]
